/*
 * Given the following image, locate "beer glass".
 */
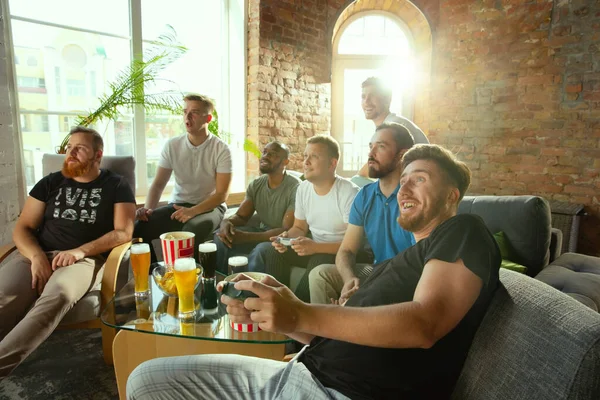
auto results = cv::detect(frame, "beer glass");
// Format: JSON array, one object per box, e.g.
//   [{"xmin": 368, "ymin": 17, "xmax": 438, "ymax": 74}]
[
  {"xmin": 228, "ymin": 256, "xmax": 248, "ymax": 276},
  {"xmin": 199, "ymin": 242, "xmax": 218, "ymax": 313},
  {"xmin": 198, "ymin": 242, "xmax": 218, "ymax": 279},
  {"xmin": 174, "ymin": 257, "xmax": 197, "ymax": 319},
  {"xmin": 130, "ymin": 243, "xmax": 151, "ymax": 297}
]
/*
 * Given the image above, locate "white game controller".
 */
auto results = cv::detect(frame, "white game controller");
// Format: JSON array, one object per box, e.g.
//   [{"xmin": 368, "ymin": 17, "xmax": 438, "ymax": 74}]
[{"xmin": 276, "ymin": 237, "xmax": 295, "ymax": 246}]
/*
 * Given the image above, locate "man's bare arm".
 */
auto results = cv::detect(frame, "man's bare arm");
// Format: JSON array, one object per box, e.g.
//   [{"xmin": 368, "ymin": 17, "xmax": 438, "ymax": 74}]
[
  {"xmin": 225, "ymin": 197, "xmax": 256, "ymax": 226},
  {"xmin": 285, "ymin": 218, "xmax": 309, "ymax": 238},
  {"xmin": 236, "ymin": 210, "xmax": 295, "ymax": 244},
  {"xmin": 294, "ymin": 258, "xmax": 483, "ymax": 348},
  {"xmin": 77, "ymin": 202, "xmax": 136, "ymax": 257},
  {"xmin": 13, "ymin": 197, "xmax": 47, "ymax": 260},
  {"xmin": 335, "ymin": 224, "xmax": 365, "ymax": 281},
  {"xmin": 145, "ymin": 167, "xmax": 172, "ymax": 210}
]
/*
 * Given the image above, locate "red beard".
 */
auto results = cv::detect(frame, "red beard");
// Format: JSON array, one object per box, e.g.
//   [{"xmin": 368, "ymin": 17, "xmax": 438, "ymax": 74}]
[{"xmin": 62, "ymin": 157, "xmax": 94, "ymax": 178}]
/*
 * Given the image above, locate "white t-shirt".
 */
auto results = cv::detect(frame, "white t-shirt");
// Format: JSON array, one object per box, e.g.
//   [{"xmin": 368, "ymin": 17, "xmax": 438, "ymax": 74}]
[
  {"xmin": 159, "ymin": 134, "xmax": 232, "ymax": 204},
  {"xmin": 384, "ymin": 113, "xmax": 429, "ymax": 145},
  {"xmin": 294, "ymin": 176, "xmax": 359, "ymax": 243}
]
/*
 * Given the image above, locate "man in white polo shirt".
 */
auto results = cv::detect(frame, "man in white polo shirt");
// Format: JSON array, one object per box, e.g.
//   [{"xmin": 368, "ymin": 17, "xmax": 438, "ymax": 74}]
[{"xmin": 134, "ymin": 94, "xmax": 232, "ymax": 261}]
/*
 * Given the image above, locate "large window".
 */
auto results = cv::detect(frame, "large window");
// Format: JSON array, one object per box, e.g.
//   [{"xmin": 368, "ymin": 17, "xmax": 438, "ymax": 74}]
[
  {"xmin": 7, "ymin": 0, "xmax": 246, "ymax": 195},
  {"xmin": 331, "ymin": 12, "xmax": 415, "ymax": 176}
]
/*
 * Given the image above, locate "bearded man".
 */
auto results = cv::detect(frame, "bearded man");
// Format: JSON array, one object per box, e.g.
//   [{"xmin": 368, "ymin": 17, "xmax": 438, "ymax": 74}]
[
  {"xmin": 0, "ymin": 126, "xmax": 136, "ymax": 377},
  {"xmin": 309, "ymin": 122, "xmax": 416, "ymax": 304},
  {"xmin": 213, "ymin": 141, "xmax": 300, "ymax": 274}
]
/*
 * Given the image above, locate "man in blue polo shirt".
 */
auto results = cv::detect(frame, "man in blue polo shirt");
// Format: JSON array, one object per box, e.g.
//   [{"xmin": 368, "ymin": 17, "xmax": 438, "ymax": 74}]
[{"xmin": 309, "ymin": 122, "xmax": 415, "ymax": 304}]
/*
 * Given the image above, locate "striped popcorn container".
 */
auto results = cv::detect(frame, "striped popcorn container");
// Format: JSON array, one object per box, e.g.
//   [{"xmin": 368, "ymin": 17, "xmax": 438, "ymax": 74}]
[
  {"xmin": 230, "ymin": 320, "xmax": 261, "ymax": 333},
  {"xmin": 160, "ymin": 231, "xmax": 195, "ymax": 267}
]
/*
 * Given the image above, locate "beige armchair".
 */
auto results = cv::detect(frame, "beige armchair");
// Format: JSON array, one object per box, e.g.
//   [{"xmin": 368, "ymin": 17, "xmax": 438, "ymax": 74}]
[{"xmin": 0, "ymin": 154, "xmax": 137, "ymax": 365}]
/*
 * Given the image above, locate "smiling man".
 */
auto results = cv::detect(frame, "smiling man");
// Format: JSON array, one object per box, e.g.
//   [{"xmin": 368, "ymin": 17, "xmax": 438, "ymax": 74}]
[
  {"xmin": 133, "ymin": 94, "xmax": 232, "ymax": 261},
  {"xmin": 248, "ymin": 135, "xmax": 359, "ymax": 302},
  {"xmin": 356, "ymin": 77, "xmax": 429, "ymax": 180},
  {"xmin": 213, "ymin": 142, "xmax": 300, "ymax": 273},
  {"xmin": 0, "ymin": 126, "xmax": 136, "ymax": 377},
  {"xmin": 309, "ymin": 123, "xmax": 416, "ymax": 305},
  {"xmin": 126, "ymin": 144, "xmax": 501, "ymax": 400}
]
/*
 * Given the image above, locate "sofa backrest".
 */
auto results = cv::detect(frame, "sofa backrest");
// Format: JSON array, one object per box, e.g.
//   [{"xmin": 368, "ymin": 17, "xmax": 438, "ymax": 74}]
[
  {"xmin": 42, "ymin": 153, "xmax": 136, "ymax": 194},
  {"xmin": 458, "ymin": 195, "xmax": 551, "ymax": 277},
  {"xmin": 452, "ymin": 269, "xmax": 600, "ymax": 400}
]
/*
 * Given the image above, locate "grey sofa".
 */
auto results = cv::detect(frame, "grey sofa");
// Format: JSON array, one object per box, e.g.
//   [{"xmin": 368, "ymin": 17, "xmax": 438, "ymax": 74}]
[
  {"xmin": 453, "ymin": 269, "xmax": 600, "ymax": 399},
  {"xmin": 452, "ymin": 195, "xmax": 600, "ymax": 399}
]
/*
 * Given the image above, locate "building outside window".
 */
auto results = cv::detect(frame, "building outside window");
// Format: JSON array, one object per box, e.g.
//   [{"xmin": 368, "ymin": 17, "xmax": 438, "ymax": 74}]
[{"xmin": 7, "ymin": 0, "xmax": 247, "ymax": 194}]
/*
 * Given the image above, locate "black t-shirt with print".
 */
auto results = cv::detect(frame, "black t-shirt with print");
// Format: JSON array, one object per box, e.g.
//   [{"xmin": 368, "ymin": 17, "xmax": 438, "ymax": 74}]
[
  {"xmin": 299, "ymin": 214, "xmax": 501, "ymax": 400},
  {"xmin": 29, "ymin": 169, "xmax": 135, "ymax": 251}
]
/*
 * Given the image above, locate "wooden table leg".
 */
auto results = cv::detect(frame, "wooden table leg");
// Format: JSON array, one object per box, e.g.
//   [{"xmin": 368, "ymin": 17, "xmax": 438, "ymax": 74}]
[{"xmin": 113, "ymin": 330, "xmax": 286, "ymax": 400}]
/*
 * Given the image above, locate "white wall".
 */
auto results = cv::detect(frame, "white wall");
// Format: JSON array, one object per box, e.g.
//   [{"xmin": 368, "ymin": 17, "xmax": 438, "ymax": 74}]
[{"xmin": 0, "ymin": 1, "xmax": 26, "ymax": 244}]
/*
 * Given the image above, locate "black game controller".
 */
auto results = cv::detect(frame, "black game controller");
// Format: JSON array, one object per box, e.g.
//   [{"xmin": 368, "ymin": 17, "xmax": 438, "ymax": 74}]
[{"xmin": 221, "ymin": 281, "xmax": 259, "ymax": 300}]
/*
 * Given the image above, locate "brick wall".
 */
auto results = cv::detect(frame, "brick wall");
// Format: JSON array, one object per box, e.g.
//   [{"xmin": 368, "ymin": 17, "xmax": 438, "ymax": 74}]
[
  {"xmin": 247, "ymin": 0, "xmax": 344, "ymax": 178},
  {"xmin": 252, "ymin": 0, "xmax": 600, "ymax": 256},
  {"xmin": 427, "ymin": 0, "xmax": 600, "ymax": 256},
  {"xmin": 0, "ymin": 3, "xmax": 24, "ymax": 244}
]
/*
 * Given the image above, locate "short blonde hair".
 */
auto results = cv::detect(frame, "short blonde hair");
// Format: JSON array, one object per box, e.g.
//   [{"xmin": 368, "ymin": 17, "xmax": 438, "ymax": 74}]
[
  {"xmin": 183, "ymin": 94, "xmax": 215, "ymax": 113},
  {"xmin": 306, "ymin": 135, "xmax": 340, "ymax": 160}
]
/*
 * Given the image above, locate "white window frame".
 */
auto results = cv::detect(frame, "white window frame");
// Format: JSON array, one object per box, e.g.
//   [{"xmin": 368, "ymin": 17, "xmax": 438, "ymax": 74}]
[
  {"xmin": 5, "ymin": 0, "xmax": 247, "ymax": 197},
  {"xmin": 331, "ymin": 11, "xmax": 416, "ymax": 176}
]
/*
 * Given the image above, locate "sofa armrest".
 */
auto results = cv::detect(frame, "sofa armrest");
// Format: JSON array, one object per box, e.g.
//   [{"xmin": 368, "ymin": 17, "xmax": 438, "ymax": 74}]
[
  {"xmin": 0, "ymin": 242, "xmax": 17, "ymax": 264},
  {"xmin": 549, "ymin": 227, "xmax": 562, "ymax": 263},
  {"xmin": 100, "ymin": 238, "xmax": 140, "ymax": 364}
]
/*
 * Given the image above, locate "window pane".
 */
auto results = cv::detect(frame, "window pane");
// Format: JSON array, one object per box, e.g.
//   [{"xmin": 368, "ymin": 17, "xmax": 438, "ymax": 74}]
[
  {"xmin": 11, "ymin": 18, "xmax": 132, "ymax": 190},
  {"xmin": 141, "ymin": 0, "xmax": 226, "ymax": 185},
  {"xmin": 9, "ymin": 0, "xmax": 130, "ymax": 37},
  {"xmin": 338, "ymin": 15, "xmax": 410, "ymax": 56},
  {"xmin": 342, "ymin": 69, "xmax": 376, "ymax": 171},
  {"xmin": 12, "ymin": 20, "xmax": 131, "ymax": 114}
]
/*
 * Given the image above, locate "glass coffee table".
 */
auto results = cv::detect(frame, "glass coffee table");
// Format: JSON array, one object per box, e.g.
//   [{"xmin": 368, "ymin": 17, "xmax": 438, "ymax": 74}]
[{"xmin": 101, "ymin": 271, "xmax": 292, "ymax": 399}]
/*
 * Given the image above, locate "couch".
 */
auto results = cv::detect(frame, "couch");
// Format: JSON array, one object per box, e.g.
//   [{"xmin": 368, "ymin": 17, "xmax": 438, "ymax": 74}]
[{"xmin": 451, "ymin": 195, "xmax": 600, "ymax": 399}]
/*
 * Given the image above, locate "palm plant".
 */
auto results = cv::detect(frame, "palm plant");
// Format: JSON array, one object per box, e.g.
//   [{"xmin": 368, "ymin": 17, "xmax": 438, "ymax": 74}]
[
  {"xmin": 57, "ymin": 25, "xmax": 187, "ymax": 153},
  {"xmin": 208, "ymin": 110, "xmax": 261, "ymax": 158}
]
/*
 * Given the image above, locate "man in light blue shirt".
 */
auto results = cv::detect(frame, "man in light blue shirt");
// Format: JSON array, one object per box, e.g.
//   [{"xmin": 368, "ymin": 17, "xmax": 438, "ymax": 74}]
[{"xmin": 309, "ymin": 122, "xmax": 415, "ymax": 304}]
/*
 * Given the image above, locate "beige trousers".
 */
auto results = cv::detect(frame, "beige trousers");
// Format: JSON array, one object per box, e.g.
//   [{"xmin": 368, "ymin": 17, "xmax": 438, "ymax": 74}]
[
  {"xmin": 0, "ymin": 251, "xmax": 103, "ymax": 377},
  {"xmin": 308, "ymin": 263, "xmax": 373, "ymax": 304}
]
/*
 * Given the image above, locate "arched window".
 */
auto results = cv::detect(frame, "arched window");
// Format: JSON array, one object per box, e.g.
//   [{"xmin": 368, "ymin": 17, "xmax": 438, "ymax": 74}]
[{"xmin": 332, "ymin": 12, "xmax": 416, "ymax": 176}]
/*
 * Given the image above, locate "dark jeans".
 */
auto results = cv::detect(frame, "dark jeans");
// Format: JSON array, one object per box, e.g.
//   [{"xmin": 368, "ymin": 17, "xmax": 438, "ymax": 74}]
[
  {"xmin": 213, "ymin": 226, "xmax": 267, "ymax": 275},
  {"xmin": 133, "ymin": 203, "xmax": 225, "ymax": 263},
  {"xmin": 249, "ymin": 242, "xmax": 336, "ymax": 302}
]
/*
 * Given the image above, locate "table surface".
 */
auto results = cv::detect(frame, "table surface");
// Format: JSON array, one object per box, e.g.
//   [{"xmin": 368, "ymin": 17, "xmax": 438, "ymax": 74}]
[{"xmin": 101, "ymin": 267, "xmax": 292, "ymax": 345}]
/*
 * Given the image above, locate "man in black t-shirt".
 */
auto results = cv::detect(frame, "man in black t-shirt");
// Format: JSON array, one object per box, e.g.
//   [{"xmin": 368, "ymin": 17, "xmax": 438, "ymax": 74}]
[
  {"xmin": 0, "ymin": 127, "xmax": 136, "ymax": 377},
  {"xmin": 126, "ymin": 144, "xmax": 500, "ymax": 400}
]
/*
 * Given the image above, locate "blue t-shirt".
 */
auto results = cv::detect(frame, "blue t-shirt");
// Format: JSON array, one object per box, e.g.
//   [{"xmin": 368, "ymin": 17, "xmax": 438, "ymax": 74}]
[{"xmin": 349, "ymin": 181, "xmax": 415, "ymax": 264}]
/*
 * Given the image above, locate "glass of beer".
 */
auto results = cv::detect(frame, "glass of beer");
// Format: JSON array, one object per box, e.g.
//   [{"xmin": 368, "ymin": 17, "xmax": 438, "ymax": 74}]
[
  {"xmin": 174, "ymin": 257, "xmax": 198, "ymax": 319},
  {"xmin": 130, "ymin": 243, "xmax": 151, "ymax": 297},
  {"xmin": 198, "ymin": 242, "xmax": 218, "ymax": 279},
  {"xmin": 199, "ymin": 242, "xmax": 218, "ymax": 313},
  {"xmin": 228, "ymin": 256, "xmax": 248, "ymax": 276}
]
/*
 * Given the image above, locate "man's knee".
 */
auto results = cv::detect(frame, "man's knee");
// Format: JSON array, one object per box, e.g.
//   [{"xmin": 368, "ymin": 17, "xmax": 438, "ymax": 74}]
[
  {"xmin": 127, "ymin": 359, "xmax": 161, "ymax": 399},
  {"xmin": 309, "ymin": 263, "xmax": 336, "ymax": 285}
]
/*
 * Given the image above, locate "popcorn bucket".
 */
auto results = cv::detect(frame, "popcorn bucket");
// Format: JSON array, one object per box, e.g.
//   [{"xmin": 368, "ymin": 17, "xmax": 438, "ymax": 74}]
[
  {"xmin": 160, "ymin": 231, "xmax": 195, "ymax": 267},
  {"xmin": 230, "ymin": 320, "xmax": 261, "ymax": 333}
]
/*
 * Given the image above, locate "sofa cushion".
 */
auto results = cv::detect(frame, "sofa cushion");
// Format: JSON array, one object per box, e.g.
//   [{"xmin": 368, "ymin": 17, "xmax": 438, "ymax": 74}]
[
  {"xmin": 459, "ymin": 196, "xmax": 551, "ymax": 277},
  {"xmin": 493, "ymin": 231, "xmax": 517, "ymax": 261},
  {"xmin": 452, "ymin": 269, "xmax": 600, "ymax": 400},
  {"xmin": 536, "ymin": 253, "xmax": 600, "ymax": 312}
]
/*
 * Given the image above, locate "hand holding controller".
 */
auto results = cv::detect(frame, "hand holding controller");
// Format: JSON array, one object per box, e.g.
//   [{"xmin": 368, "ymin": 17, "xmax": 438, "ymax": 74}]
[
  {"xmin": 276, "ymin": 237, "xmax": 295, "ymax": 246},
  {"xmin": 221, "ymin": 281, "xmax": 259, "ymax": 300}
]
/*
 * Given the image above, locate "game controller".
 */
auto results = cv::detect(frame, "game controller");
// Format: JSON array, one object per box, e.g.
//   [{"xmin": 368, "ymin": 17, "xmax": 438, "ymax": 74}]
[
  {"xmin": 221, "ymin": 281, "xmax": 259, "ymax": 300},
  {"xmin": 276, "ymin": 237, "xmax": 295, "ymax": 246}
]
